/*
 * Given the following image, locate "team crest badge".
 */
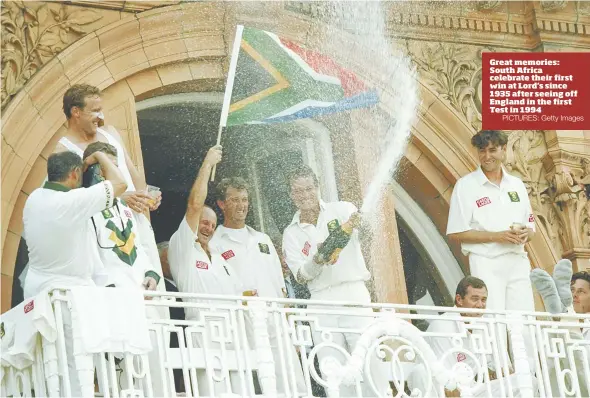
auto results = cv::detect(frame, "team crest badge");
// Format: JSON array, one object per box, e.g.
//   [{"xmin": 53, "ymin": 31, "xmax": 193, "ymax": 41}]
[
  {"xmin": 0, "ymin": 322, "xmax": 4, "ymax": 338},
  {"xmin": 102, "ymin": 209, "xmax": 114, "ymax": 219},
  {"xmin": 508, "ymin": 191, "xmax": 520, "ymax": 202},
  {"xmin": 258, "ymin": 243, "xmax": 270, "ymax": 254},
  {"xmin": 327, "ymin": 219, "xmax": 340, "ymax": 233},
  {"xmin": 457, "ymin": 353, "xmax": 466, "ymax": 362}
]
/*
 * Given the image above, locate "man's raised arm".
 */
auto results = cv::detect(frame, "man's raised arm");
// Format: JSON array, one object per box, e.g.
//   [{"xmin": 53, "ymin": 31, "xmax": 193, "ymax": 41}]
[{"xmin": 185, "ymin": 145, "xmax": 222, "ymax": 233}]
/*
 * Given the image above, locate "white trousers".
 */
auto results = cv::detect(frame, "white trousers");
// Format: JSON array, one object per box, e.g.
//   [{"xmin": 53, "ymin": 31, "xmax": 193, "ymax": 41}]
[
  {"xmin": 469, "ymin": 252, "xmax": 536, "ymax": 374},
  {"xmin": 309, "ymin": 281, "xmax": 390, "ymax": 397}
]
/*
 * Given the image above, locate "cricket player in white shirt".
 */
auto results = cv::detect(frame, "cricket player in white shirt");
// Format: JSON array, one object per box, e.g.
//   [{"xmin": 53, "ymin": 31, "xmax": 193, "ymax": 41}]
[
  {"xmin": 82, "ymin": 142, "xmax": 160, "ymax": 292},
  {"xmin": 209, "ymin": 176, "xmax": 306, "ymax": 395},
  {"xmin": 281, "ymin": 165, "xmax": 389, "ymax": 397},
  {"xmin": 23, "ymin": 150, "xmax": 127, "ymax": 396},
  {"xmin": 168, "ymin": 145, "xmax": 248, "ymax": 395},
  {"xmin": 412, "ymin": 276, "xmax": 530, "ymax": 397},
  {"xmin": 447, "ymin": 130, "xmax": 536, "ymax": 366}
]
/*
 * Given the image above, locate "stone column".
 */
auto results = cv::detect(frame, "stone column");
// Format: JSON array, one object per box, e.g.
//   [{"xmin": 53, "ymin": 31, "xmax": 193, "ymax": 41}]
[{"xmin": 542, "ymin": 131, "xmax": 590, "ymax": 271}]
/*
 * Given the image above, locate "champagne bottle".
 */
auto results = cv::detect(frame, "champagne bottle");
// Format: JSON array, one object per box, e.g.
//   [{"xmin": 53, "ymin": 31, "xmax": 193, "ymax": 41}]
[{"xmin": 314, "ymin": 213, "xmax": 360, "ymax": 264}]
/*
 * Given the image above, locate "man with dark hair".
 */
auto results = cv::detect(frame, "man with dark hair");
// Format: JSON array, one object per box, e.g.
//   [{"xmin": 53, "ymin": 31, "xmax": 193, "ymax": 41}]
[
  {"xmin": 410, "ymin": 276, "xmax": 528, "ymax": 397},
  {"xmin": 281, "ymin": 165, "xmax": 389, "ymax": 396},
  {"xmin": 24, "ymin": 151, "xmax": 126, "ymax": 296},
  {"xmin": 22, "ymin": 150, "xmax": 126, "ymax": 396},
  {"xmin": 454, "ymin": 276, "xmax": 487, "ymax": 308},
  {"xmin": 571, "ymin": 271, "xmax": 590, "ymax": 315},
  {"xmin": 209, "ymin": 175, "xmax": 306, "ymax": 395},
  {"xmin": 446, "ymin": 130, "xmax": 536, "ymax": 366},
  {"xmin": 82, "ymin": 142, "xmax": 160, "ymax": 293}
]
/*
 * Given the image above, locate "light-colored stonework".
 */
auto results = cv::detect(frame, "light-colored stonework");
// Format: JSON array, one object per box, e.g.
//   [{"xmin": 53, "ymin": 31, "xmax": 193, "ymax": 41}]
[{"xmin": 2, "ymin": 1, "xmax": 589, "ymax": 312}]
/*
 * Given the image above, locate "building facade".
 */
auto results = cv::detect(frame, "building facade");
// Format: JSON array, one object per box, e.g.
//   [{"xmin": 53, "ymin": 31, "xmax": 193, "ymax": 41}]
[{"xmin": 2, "ymin": 0, "xmax": 590, "ymax": 313}]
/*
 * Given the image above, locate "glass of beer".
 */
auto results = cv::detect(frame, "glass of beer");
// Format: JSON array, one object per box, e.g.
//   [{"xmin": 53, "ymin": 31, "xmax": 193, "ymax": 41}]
[{"xmin": 145, "ymin": 185, "xmax": 160, "ymax": 207}]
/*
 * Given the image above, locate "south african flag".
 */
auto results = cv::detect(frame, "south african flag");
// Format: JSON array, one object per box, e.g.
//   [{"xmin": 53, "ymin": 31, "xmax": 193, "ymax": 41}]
[{"xmin": 226, "ymin": 26, "xmax": 379, "ymax": 126}]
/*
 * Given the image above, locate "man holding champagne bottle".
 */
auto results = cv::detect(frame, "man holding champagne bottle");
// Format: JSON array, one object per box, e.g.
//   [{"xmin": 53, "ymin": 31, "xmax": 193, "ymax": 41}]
[{"xmin": 281, "ymin": 165, "xmax": 389, "ymax": 397}]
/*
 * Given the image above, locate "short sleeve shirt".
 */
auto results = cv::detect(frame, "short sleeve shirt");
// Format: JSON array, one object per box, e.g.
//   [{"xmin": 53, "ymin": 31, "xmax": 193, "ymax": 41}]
[
  {"xmin": 209, "ymin": 225, "xmax": 285, "ymax": 299},
  {"xmin": 282, "ymin": 201, "xmax": 371, "ymax": 295},
  {"xmin": 169, "ymin": 217, "xmax": 242, "ymax": 320},
  {"xmin": 446, "ymin": 167, "xmax": 535, "ymax": 258},
  {"xmin": 23, "ymin": 181, "xmax": 114, "ymax": 297}
]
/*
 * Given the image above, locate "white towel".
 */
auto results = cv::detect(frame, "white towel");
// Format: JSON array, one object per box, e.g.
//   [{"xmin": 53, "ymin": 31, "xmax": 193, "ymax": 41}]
[
  {"xmin": 68, "ymin": 286, "xmax": 151, "ymax": 355},
  {"xmin": 0, "ymin": 290, "xmax": 56, "ymax": 369}
]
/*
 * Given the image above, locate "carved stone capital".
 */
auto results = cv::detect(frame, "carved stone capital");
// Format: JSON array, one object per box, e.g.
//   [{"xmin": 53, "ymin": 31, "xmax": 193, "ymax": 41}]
[{"xmin": 542, "ymin": 146, "xmax": 590, "ymax": 270}]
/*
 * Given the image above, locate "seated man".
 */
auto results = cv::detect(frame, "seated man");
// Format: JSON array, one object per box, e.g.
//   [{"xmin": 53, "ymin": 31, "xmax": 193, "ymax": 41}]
[
  {"xmin": 23, "ymin": 150, "xmax": 127, "ymax": 395},
  {"xmin": 82, "ymin": 142, "xmax": 160, "ymax": 292},
  {"xmin": 411, "ymin": 276, "xmax": 531, "ymax": 397}
]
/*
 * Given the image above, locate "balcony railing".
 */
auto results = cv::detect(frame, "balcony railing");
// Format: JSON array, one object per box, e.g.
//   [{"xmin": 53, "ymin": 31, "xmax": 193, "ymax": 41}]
[{"xmin": 2, "ymin": 287, "xmax": 590, "ymax": 397}]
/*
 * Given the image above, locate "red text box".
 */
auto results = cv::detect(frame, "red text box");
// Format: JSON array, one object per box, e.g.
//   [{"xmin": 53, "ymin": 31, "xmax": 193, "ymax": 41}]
[{"xmin": 482, "ymin": 52, "xmax": 590, "ymax": 130}]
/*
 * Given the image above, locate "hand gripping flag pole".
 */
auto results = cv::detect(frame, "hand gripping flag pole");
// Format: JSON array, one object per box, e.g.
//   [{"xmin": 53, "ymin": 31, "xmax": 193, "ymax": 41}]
[{"xmin": 211, "ymin": 24, "xmax": 244, "ymax": 182}]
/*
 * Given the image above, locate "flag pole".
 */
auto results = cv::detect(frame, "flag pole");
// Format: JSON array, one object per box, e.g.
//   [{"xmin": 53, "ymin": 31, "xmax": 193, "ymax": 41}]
[{"xmin": 211, "ymin": 24, "xmax": 244, "ymax": 182}]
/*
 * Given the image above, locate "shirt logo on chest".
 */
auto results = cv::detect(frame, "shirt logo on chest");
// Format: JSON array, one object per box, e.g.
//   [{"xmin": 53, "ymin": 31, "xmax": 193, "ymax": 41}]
[
  {"xmin": 529, "ymin": 213, "xmax": 535, "ymax": 223},
  {"xmin": 508, "ymin": 191, "xmax": 520, "ymax": 202},
  {"xmin": 476, "ymin": 197, "xmax": 491, "ymax": 208},
  {"xmin": 258, "ymin": 243, "xmax": 270, "ymax": 254},
  {"xmin": 302, "ymin": 241, "xmax": 311, "ymax": 256},
  {"xmin": 24, "ymin": 300, "xmax": 34, "ymax": 314},
  {"xmin": 457, "ymin": 353, "xmax": 466, "ymax": 362},
  {"xmin": 0, "ymin": 322, "xmax": 4, "ymax": 338},
  {"xmin": 221, "ymin": 250, "xmax": 235, "ymax": 260},
  {"xmin": 196, "ymin": 261, "xmax": 209, "ymax": 270},
  {"xmin": 124, "ymin": 209, "xmax": 133, "ymax": 218}
]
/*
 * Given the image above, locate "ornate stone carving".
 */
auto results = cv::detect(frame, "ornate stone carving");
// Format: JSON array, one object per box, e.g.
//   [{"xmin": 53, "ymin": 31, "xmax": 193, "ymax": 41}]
[
  {"xmin": 411, "ymin": 43, "xmax": 491, "ymax": 130},
  {"xmin": 541, "ymin": 1, "xmax": 568, "ymax": 12},
  {"xmin": 1, "ymin": 1, "xmax": 102, "ymax": 108},
  {"xmin": 476, "ymin": 1, "xmax": 503, "ymax": 11},
  {"xmin": 541, "ymin": 148, "xmax": 590, "ymax": 266},
  {"xmin": 503, "ymin": 132, "xmax": 565, "ymax": 254}
]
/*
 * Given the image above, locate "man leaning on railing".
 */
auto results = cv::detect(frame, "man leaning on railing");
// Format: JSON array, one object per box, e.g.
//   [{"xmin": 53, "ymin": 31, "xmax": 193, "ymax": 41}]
[
  {"xmin": 22, "ymin": 150, "xmax": 127, "ymax": 396},
  {"xmin": 409, "ymin": 276, "xmax": 533, "ymax": 397}
]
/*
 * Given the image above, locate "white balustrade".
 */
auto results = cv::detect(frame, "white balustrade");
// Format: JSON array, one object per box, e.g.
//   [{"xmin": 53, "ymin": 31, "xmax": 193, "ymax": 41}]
[{"xmin": 2, "ymin": 289, "xmax": 590, "ymax": 397}]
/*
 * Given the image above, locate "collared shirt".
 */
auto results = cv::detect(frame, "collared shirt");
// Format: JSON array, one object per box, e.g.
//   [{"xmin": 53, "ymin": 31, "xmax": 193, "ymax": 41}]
[
  {"xmin": 209, "ymin": 224, "xmax": 285, "ymax": 299},
  {"xmin": 169, "ymin": 217, "xmax": 242, "ymax": 320},
  {"xmin": 23, "ymin": 181, "xmax": 114, "ymax": 297},
  {"xmin": 282, "ymin": 200, "xmax": 371, "ymax": 295},
  {"xmin": 90, "ymin": 200, "xmax": 159, "ymax": 289},
  {"xmin": 426, "ymin": 312, "xmax": 498, "ymax": 373},
  {"xmin": 446, "ymin": 166, "xmax": 535, "ymax": 258}
]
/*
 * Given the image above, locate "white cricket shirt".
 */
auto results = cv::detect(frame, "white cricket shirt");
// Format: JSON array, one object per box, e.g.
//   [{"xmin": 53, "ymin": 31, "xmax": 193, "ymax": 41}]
[
  {"xmin": 282, "ymin": 200, "xmax": 371, "ymax": 295},
  {"xmin": 169, "ymin": 217, "xmax": 242, "ymax": 320},
  {"xmin": 426, "ymin": 312, "xmax": 497, "ymax": 372},
  {"xmin": 23, "ymin": 181, "xmax": 114, "ymax": 297},
  {"xmin": 209, "ymin": 224, "xmax": 285, "ymax": 299},
  {"xmin": 446, "ymin": 166, "xmax": 535, "ymax": 258},
  {"xmin": 90, "ymin": 200, "xmax": 159, "ymax": 289}
]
